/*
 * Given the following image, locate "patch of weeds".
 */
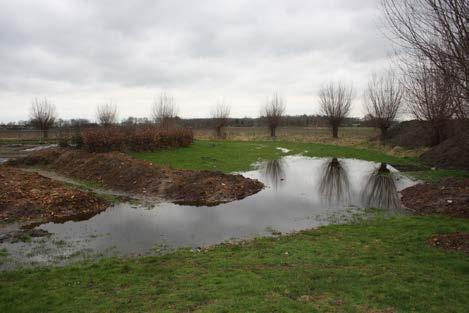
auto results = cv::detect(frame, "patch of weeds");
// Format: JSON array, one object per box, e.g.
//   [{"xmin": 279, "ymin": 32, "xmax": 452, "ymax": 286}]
[
  {"xmin": 264, "ymin": 226, "xmax": 282, "ymax": 236},
  {"xmin": 12, "ymin": 233, "xmax": 31, "ymax": 243},
  {"xmin": 406, "ymin": 169, "xmax": 469, "ymax": 183}
]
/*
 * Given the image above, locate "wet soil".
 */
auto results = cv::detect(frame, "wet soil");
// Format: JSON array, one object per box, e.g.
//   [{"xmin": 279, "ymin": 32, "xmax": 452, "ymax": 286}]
[
  {"xmin": 427, "ymin": 232, "xmax": 469, "ymax": 254},
  {"xmin": 401, "ymin": 178, "xmax": 469, "ymax": 218},
  {"xmin": 7, "ymin": 148, "xmax": 264, "ymax": 206},
  {"xmin": 0, "ymin": 166, "xmax": 110, "ymax": 225}
]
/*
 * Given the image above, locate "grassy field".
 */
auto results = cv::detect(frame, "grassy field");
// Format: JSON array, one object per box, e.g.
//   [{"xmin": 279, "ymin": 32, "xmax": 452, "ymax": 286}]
[
  {"xmin": 1, "ymin": 216, "xmax": 468, "ymax": 312},
  {"xmin": 131, "ymin": 140, "xmax": 419, "ymax": 173}
]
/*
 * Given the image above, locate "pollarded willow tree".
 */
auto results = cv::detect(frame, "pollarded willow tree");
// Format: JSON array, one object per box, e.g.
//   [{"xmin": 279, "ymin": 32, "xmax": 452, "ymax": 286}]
[
  {"xmin": 30, "ymin": 97, "xmax": 57, "ymax": 140},
  {"xmin": 318, "ymin": 82, "xmax": 353, "ymax": 138},
  {"xmin": 364, "ymin": 70, "xmax": 404, "ymax": 145},
  {"xmin": 403, "ymin": 58, "xmax": 460, "ymax": 145},
  {"xmin": 211, "ymin": 101, "xmax": 231, "ymax": 138},
  {"xmin": 97, "ymin": 103, "xmax": 118, "ymax": 127},
  {"xmin": 151, "ymin": 92, "xmax": 178, "ymax": 130},
  {"xmin": 381, "ymin": 0, "xmax": 469, "ymax": 117},
  {"xmin": 261, "ymin": 93, "xmax": 286, "ymax": 137}
]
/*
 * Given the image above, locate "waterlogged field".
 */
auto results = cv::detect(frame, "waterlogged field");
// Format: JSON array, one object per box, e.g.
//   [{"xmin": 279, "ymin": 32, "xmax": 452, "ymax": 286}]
[
  {"xmin": 131, "ymin": 140, "xmax": 419, "ymax": 173},
  {"xmin": 1, "ymin": 140, "xmax": 468, "ymax": 312}
]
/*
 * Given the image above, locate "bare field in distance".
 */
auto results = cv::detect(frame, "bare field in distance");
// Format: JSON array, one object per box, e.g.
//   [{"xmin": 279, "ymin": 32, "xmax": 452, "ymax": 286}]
[{"xmin": 194, "ymin": 126, "xmax": 379, "ymax": 145}]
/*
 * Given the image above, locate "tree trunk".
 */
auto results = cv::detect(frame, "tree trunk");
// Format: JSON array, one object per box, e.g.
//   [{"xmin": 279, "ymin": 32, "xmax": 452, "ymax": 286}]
[
  {"xmin": 378, "ymin": 163, "xmax": 390, "ymax": 173},
  {"xmin": 216, "ymin": 126, "xmax": 222, "ymax": 138},
  {"xmin": 431, "ymin": 121, "xmax": 446, "ymax": 146},
  {"xmin": 332, "ymin": 125, "xmax": 338, "ymax": 138},
  {"xmin": 270, "ymin": 126, "xmax": 276, "ymax": 137},
  {"xmin": 43, "ymin": 128, "xmax": 49, "ymax": 140},
  {"xmin": 380, "ymin": 127, "xmax": 388, "ymax": 145}
]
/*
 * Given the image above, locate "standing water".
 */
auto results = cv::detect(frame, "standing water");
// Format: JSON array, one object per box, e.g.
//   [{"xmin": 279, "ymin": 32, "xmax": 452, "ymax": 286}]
[{"xmin": 0, "ymin": 156, "xmax": 417, "ymax": 268}]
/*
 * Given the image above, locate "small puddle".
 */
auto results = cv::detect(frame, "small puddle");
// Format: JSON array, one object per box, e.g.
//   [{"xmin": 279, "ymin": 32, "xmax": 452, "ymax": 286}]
[{"xmin": 0, "ymin": 156, "xmax": 417, "ymax": 268}]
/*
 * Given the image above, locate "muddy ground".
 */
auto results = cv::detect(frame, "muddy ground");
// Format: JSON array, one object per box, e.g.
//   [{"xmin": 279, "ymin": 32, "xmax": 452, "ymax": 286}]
[
  {"xmin": 7, "ymin": 148, "xmax": 264, "ymax": 206},
  {"xmin": 0, "ymin": 166, "xmax": 109, "ymax": 226},
  {"xmin": 427, "ymin": 232, "xmax": 469, "ymax": 254},
  {"xmin": 401, "ymin": 178, "xmax": 469, "ymax": 218}
]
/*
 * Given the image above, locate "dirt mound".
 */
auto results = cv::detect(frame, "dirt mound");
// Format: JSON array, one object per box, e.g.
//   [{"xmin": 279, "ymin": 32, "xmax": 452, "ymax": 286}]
[
  {"xmin": 419, "ymin": 130, "xmax": 469, "ymax": 170},
  {"xmin": 400, "ymin": 178, "xmax": 469, "ymax": 218},
  {"xmin": 428, "ymin": 232, "xmax": 469, "ymax": 254},
  {"xmin": 10, "ymin": 148, "xmax": 169, "ymax": 194},
  {"xmin": 385, "ymin": 120, "xmax": 468, "ymax": 149},
  {"xmin": 8, "ymin": 148, "xmax": 264, "ymax": 206},
  {"xmin": 0, "ymin": 166, "xmax": 109, "ymax": 225},
  {"xmin": 385, "ymin": 120, "xmax": 434, "ymax": 148},
  {"xmin": 167, "ymin": 170, "xmax": 264, "ymax": 206}
]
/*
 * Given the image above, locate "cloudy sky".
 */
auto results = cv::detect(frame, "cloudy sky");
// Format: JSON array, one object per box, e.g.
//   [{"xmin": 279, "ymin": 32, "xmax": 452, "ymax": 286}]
[{"xmin": 0, "ymin": 0, "xmax": 395, "ymax": 123}]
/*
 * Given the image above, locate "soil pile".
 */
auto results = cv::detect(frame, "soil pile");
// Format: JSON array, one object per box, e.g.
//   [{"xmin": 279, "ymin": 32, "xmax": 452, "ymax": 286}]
[
  {"xmin": 385, "ymin": 120, "xmax": 434, "ymax": 148},
  {"xmin": 167, "ymin": 170, "xmax": 264, "ymax": 205},
  {"xmin": 419, "ymin": 130, "xmax": 469, "ymax": 170},
  {"xmin": 401, "ymin": 178, "xmax": 469, "ymax": 218},
  {"xmin": 8, "ymin": 148, "xmax": 264, "ymax": 206},
  {"xmin": 0, "ymin": 166, "xmax": 109, "ymax": 224},
  {"xmin": 428, "ymin": 232, "xmax": 469, "ymax": 254}
]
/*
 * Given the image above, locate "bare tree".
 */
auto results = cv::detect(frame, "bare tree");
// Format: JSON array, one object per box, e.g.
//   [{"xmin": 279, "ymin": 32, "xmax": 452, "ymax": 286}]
[
  {"xmin": 211, "ymin": 101, "xmax": 230, "ymax": 138},
  {"xmin": 319, "ymin": 82, "xmax": 353, "ymax": 138},
  {"xmin": 97, "ymin": 102, "xmax": 118, "ymax": 126},
  {"xmin": 151, "ymin": 92, "xmax": 178, "ymax": 129},
  {"xmin": 30, "ymin": 97, "xmax": 57, "ymax": 140},
  {"xmin": 403, "ymin": 59, "xmax": 459, "ymax": 145},
  {"xmin": 381, "ymin": 0, "xmax": 469, "ymax": 112},
  {"xmin": 364, "ymin": 70, "xmax": 404, "ymax": 145},
  {"xmin": 262, "ymin": 93, "xmax": 286, "ymax": 137}
]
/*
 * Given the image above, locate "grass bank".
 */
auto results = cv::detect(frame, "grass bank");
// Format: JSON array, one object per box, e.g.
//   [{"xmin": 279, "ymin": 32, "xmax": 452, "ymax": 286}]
[
  {"xmin": 1, "ymin": 216, "xmax": 468, "ymax": 312},
  {"xmin": 131, "ymin": 140, "xmax": 418, "ymax": 173}
]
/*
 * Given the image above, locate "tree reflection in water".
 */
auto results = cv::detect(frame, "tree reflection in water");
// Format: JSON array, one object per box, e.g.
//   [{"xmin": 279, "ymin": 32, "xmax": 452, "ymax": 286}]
[
  {"xmin": 318, "ymin": 158, "xmax": 351, "ymax": 206},
  {"xmin": 361, "ymin": 163, "xmax": 401, "ymax": 210},
  {"xmin": 263, "ymin": 159, "xmax": 286, "ymax": 190}
]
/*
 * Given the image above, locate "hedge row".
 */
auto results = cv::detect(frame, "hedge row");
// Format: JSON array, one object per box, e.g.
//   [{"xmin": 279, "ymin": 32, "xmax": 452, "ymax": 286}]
[{"xmin": 77, "ymin": 126, "xmax": 193, "ymax": 152}]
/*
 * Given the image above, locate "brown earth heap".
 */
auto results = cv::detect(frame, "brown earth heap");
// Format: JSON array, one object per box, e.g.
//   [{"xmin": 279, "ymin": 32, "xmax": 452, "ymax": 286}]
[
  {"xmin": 7, "ymin": 148, "xmax": 264, "ymax": 206},
  {"xmin": 0, "ymin": 166, "xmax": 109, "ymax": 224},
  {"xmin": 401, "ymin": 178, "xmax": 469, "ymax": 218},
  {"xmin": 419, "ymin": 130, "xmax": 469, "ymax": 170},
  {"xmin": 427, "ymin": 233, "xmax": 469, "ymax": 254}
]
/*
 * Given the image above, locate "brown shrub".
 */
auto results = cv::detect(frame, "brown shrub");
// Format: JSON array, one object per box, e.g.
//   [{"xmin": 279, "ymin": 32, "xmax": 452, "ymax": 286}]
[{"xmin": 81, "ymin": 126, "xmax": 193, "ymax": 152}]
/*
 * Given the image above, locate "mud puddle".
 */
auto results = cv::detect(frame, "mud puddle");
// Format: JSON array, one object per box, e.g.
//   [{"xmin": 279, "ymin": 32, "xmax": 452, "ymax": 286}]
[{"xmin": 0, "ymin": 156, "xmax": 417, "ymax": 269}]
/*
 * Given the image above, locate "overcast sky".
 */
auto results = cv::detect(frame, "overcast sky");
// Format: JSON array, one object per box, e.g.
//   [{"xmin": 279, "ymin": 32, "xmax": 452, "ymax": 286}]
[{"xmin": 0, "ymin": 0, "xmax": 395, "ymax": 123}]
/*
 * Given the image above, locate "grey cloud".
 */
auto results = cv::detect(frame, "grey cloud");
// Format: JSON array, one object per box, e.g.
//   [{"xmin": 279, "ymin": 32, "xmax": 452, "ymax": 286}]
[{"xmin": 0, "ymin": 0, "xmax": 393, "ymax": 121}]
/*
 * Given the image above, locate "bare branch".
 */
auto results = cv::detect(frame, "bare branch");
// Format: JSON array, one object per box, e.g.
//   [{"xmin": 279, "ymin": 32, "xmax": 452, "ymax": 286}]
[
  {"xmin": 210, "ymin": 101, "xmax": 231, "ymax": 138},
  {"xmin": 364, "ymin": 69, "xmax": 404, "ymax": 144},
  {"xmin": 151, "ymin": 92, "xmax": 178, "ymax": 129},
  {"xmin": 261, "ymin": 93, "xmax": 286, "ymax": 137},
  {"xmin": 97, "ymin": 102, "xmax": 118, "ymax": 126},
  {"xmin": 402, "ymin": 57, "xmax": 459, "ymax": 145},
  {"xmin": 319, "ymin": 81, "xmax": 353, "ymax": 138},
  {"xmin": 30, "ymin": 97, "xmax": 57, "ymax": 139},
  {"xmin": 381, "ymin": 0, "xmax": 469, "ymax": 108}
]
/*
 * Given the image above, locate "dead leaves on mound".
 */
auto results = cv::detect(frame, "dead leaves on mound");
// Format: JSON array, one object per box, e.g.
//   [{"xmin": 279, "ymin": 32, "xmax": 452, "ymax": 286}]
[
  {"xmin": 0, "ymin": 166, "xmax": 109, "ymax": 224},
  {"xmin": 401, "ymin": 178, "xmax": 469, "ymax": 218},
  {"xmin": 11, "ymin": 148, "xmax": 264, "ymax": 206},
  {"xmin": 428, "ymin": 232, "xmax": 469, "ymax": 254}
]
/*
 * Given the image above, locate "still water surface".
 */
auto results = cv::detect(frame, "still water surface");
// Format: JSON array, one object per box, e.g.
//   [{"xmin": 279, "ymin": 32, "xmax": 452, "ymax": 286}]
[{"xmin": 1, "ymin": 156, "xmax": 417, "ymax": 268}]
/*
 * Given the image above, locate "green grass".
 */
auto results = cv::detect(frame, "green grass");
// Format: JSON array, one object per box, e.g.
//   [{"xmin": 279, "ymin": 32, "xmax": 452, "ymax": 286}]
[
  {"xmin": 407, "ymin": 169, "xmax": 469, "ymax": 183},
  {"xmin": 131, "ymin": 140, "xmax": 418, "ymax": 173},
  {"xmin": 0, "ymin": 216, "xmax": 468, "ymax": 312}
]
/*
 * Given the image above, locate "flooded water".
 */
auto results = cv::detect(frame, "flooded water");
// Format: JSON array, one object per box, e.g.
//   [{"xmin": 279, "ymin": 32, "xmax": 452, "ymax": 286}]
[{"xmin": 0, "ymin": 156, "xmax": 417, "ymax": 268}]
